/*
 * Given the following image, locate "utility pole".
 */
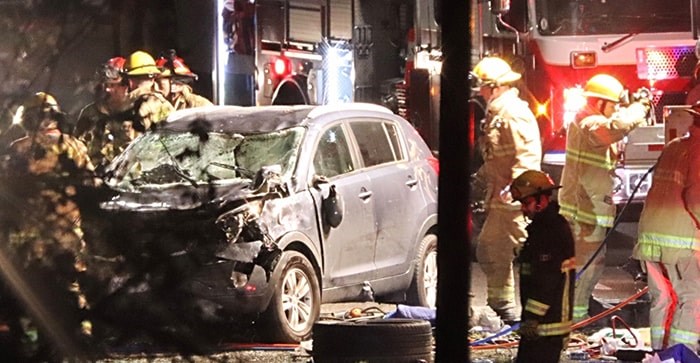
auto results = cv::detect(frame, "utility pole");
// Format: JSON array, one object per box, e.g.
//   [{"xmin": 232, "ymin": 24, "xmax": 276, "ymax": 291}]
[{"xmin": 435, "ymin": 0, "xmax": 471, "ymax": 361}]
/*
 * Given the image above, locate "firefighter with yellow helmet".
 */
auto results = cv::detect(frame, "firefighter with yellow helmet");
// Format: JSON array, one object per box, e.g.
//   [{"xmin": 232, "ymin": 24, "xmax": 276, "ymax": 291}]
[
  {"xmin": 155, "ymin": 49, "xmax": 213, "ymax": 110},
  {"xmin": 510, "ymin": 170, "xmax": 574, "ymax": 363},
  {"xmin": 559, "ymin": 73, "xmax": 649, "ymax": 322},
  {"xmin": 631, "ymin": 102, "xmax": 700, "ymax": 352},
  {"xmin": 74, "ymin": 56, "xmax": 135, "ymax": 170},
  {"xmin": 123, "ymin": 50, "xmax": 174, "ymax": 131},
  {"xmin": 472, "ymin": 56, "xmax": 542, "ymax": 322}
]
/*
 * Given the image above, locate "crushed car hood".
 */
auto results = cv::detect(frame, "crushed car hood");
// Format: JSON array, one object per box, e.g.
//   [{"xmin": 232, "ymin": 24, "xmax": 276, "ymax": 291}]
[{"xmin": 100, "ymin": 180, "xmax": 258, "ymax": 212}]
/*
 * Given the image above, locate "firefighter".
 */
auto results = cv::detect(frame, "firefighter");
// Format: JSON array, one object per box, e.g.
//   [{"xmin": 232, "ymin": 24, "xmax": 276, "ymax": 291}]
[
  {"xmin": 74, "ymin": 56, "xmax": 135, "ymax": 171},
  {"xmin": 632, "ymin": 102, "xmax": 700, "ymax": 352},
  {"xmin": 155, "ymin": 50, "xmax": 213, "ymax": 110},
  {"xmin": 472, "ymin": 56, "xmax": 542, "ymax": 322},
  {"xmin": 510, "ymin": 170, "xmax": 575, "ymax": 363},
  {"xmin": 559, "ymin": 73, "xmax": 649, "ymax": 322},
  {"xmin": 0, "ymin": 92, "xmax": 94, "ymax": 360},
  {"xmin": 123, "ymin": 50, "xmax": 174, "ymax": 131}
]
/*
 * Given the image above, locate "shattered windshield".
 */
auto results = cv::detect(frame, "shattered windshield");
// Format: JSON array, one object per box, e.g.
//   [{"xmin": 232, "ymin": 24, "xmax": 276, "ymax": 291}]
[
  {"xmin": 107, "ymin": 126, "xmax": 305, "ymax": 190},
  {"xmin": 535, "ymin": 0, "xmax": 690, "ymax": 36}
]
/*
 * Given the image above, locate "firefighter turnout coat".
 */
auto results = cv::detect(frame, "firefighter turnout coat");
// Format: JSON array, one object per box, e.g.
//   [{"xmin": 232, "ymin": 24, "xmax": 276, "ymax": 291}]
[
  {"xmin": 519, "ymin": 202, "xmax": 575, "ymax": 336},
  {"xmin": 632, "ymin": 124, "xmax": 700, "ymax": 351},
  {"xmin": 478, "ymin": 87, "xmax": 542, "ymax": 209},
  {"xmin": 559, "ymin": 102, "xmax": 648, "ymax": 227},
  {"xmin": 476, "ymin": 87, "xmax": 541, "ymax": 316}
]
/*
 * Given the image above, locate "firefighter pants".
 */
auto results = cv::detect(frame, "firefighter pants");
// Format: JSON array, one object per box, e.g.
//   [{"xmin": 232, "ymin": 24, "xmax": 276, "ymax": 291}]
[
  {"xmin": 476, "ymin": 206, "xmax": 527, "ymax": 319},
  {"xmin": 571, "ymin": 221, "xmax": 606, "ymax": 322},
  {"xmin": 515, "ymin": 334, "xmax": 568, "ymax": 363},
  {"xmin": 645, "ymin": 252, "xmax": 700, "ymax": 352}
]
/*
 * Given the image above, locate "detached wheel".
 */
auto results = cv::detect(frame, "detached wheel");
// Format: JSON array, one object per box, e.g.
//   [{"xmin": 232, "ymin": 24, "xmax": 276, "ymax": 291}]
[
  {"xmin": 260, "ymin": 251, "xmax": 320, "ymax": 343},
  {"xmin": 312, "ymin": 318, "xmax": 433, "ymax": 362},
  {"xmin": 406, "ymin": 234, "xmax": 437, "ymax": 308}
]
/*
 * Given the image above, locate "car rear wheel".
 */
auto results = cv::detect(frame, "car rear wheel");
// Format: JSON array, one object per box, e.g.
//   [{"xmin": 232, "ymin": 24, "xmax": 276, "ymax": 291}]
[
  {"xmin": 260, "ymin": 251, "xmax": 320, "ymax": 342},
  {"xmin": 406, "ymin": 234, "xmax": 437, "ymax": 308}
]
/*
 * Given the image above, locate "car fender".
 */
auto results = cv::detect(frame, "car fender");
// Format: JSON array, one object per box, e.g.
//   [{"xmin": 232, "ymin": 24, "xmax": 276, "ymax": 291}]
[{"xmin": 275, "ymin": 230, "xmax": 322, "ymax": 273}]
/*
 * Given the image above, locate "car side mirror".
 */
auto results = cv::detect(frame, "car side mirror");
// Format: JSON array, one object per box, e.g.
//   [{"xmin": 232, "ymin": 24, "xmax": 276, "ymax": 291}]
[{"xmin": 313, "ymin": 175, "xmax": 344, "ymax": 228}]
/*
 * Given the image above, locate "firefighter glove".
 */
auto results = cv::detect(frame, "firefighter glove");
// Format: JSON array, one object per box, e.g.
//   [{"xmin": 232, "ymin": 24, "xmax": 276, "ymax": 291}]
[{"xmin": 518, "ymin": 319, "xmax": 539, "ymax": 339}]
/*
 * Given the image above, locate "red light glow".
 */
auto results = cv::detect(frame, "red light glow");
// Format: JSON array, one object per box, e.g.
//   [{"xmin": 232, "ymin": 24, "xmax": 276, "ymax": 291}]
[{"xmin": 273, "ymin": 58, "xmax": 290, "ymax": 77}]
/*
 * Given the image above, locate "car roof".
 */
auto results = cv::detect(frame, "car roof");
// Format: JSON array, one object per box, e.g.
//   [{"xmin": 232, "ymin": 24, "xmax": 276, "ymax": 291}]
[
  {"xmin": 161, "ymin": 103, "xmax": 396, "ymax": 134},
  {"xmin": 162, "ymin": 105, "xmax": 315, "ymax": 133}
]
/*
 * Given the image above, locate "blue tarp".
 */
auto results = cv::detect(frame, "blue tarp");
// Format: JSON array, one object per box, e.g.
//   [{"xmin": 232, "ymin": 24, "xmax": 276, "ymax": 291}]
[
  {"xmin": 656, "ymin": 344, "xmax": 700, "ymax": 363},
  {"xmin": 384, "ymin": 304, "xmax": 436, "ymax": 327}
]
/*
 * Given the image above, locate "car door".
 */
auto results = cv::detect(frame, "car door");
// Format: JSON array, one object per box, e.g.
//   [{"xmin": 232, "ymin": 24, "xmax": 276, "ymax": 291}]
[
  {"xmin": 312, "ymin": 124, "xmax": 377, "ymax": 287},
  {"xmin": 348, "ymin": 119, "xmax": 426, "ymax": 278}
]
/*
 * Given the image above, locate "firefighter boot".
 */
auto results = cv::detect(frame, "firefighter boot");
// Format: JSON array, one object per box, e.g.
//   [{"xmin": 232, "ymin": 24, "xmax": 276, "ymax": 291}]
[{"xmin": 489, "ymin": 299, "xmax": 519, "ymax": 324}]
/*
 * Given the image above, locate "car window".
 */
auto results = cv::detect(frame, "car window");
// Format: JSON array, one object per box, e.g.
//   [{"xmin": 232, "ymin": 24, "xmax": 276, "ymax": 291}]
[
  {"xmin": 349, "ymin": 120, "xmax": 404, "ymax": 167},
  {"xmin": 107, "ymin": 127, "xmax": 304, "ymax": 189},
  {"xmin": 313, "ymin": 125, "xmax": 354, "ymax": 178}
]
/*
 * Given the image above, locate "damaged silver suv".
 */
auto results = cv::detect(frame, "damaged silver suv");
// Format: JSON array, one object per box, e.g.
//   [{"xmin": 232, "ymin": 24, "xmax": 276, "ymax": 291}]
[{"xmin": 99, "ymin": 103, "xmax": 438, "ymax": 342}]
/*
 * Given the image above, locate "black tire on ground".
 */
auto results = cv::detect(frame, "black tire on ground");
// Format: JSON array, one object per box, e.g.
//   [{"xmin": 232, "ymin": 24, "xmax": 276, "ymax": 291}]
[
  {"xmin": 406, "ymin": 234, "xmax": 438, "ymax": 307},
  {"xmin": 312, "ymin": 318, "xmax": 433, "ymax": 362},
  {"xmin": 259, "ymin": 251, "xmax": 320, "ymax": 343}
]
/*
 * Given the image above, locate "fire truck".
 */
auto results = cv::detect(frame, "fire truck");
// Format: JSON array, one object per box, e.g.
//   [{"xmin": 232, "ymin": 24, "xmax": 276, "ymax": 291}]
[
  {"xmin": 219, "ymin": 0, "xmax": 699, "ymax": 204},
  {"xmin": 470, "ymin": 0, "xmax": 699, "ymax": 203},
  {"xmin": 219, "ymin": 0, "xmax": 413, "ymax": 111}
]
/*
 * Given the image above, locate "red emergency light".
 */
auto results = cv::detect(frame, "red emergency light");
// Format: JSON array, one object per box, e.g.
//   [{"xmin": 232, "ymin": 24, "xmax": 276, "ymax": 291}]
[{"xmin": 273, "ymin": 57, "xmax": 292, "ymax": 77}]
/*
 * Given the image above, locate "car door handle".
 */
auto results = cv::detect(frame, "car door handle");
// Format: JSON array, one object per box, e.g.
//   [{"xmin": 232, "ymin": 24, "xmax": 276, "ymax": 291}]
[
  {"xmin": 358, "ymin": 187, "xmax": 373, "ymax": 200},
  {"xmin": 405, "ymin": 177, "xmax": 418, "ymax": 188}
]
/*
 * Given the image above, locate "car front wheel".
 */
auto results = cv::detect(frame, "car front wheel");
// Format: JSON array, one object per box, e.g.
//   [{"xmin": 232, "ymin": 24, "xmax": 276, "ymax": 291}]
[
  {"xmin": 260, "ymin": 251, "xmax": 320, "ymax": 342},
  {"xmin": 406, "ymin": 234, "xmax": 438, "ymax": 308}
]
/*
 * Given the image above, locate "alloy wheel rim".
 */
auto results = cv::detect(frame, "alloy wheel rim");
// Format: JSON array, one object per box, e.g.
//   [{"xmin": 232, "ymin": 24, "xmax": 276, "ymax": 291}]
[
  {"xmin": 281, "ymin": 267, "xmax": 314, "ymax": 331},
  {"xmin": 424, "ymin": 250, "xmax": 438, "ymax": 308}
]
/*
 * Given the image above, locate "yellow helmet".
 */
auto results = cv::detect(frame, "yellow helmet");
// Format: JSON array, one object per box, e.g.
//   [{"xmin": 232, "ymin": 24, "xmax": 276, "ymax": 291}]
[
  {"xmin": 125, "ymin": 50, "xmax": 161, "ymax": 77},
  {"xmin": 510, "ymin": 170, "xmax": 560, "ymax": 202},
  {"xmin": 583, "ymin": 74, "xmax": 624, "ymax": 103},
  {"xmin": 472, "ymin": 57, "xmax": 521, "ymax": 86},
  {"xmin": 16, "ymin": 92, "xmax": 61, "ymax": 131}
]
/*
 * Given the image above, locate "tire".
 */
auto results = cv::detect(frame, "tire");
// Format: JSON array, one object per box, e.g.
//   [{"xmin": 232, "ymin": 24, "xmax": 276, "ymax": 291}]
[
  {"xmin": 260, "ymin": 251, "xmax": 320, "ymax": 343},
  {"xmin": 312, "ymin": 318, "xmax": 433, "ymax": 362},
  {"xmin": 406, "ymin": 234, "xmax": 438, "ymax": 308}
]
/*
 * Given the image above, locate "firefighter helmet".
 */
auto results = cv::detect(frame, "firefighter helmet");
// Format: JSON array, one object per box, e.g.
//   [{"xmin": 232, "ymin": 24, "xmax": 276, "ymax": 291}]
[
  {"xmin": 472, "ymin": 57, "xmax": 521, "ymax": 86},
  {"xmin": 97, "ymin": 56, "xmax": 126, "ymax": 82},
  {"xmin": 124, "ymin": 50, "xmax": 161, "ymax": 77},
  {"xmin": 583, "ymin": 74, "xmax": 624, "ymax": 103},
  {"xmin": 16, "ymin": 92, "xmax": 61, "ymax": 131},
  {"xmin": 510, "ymin": 170, "xmax": 561, "ymax": 202},
  {"xmin": 155, "ymin": 56, "xmax": 198, "ymax": 80}
]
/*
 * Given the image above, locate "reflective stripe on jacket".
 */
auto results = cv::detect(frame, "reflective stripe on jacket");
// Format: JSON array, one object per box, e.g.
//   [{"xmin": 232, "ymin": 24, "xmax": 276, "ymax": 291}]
[
  {"xmin": 478, "ymin": 88, "xmax": 542, "ymax": 210},
  {"xmin": 633, "ymin": 125, "xmax": 700, "ymax": 262},
  {"xmin": 519, "ymin": 202, "xmax": 576, "ymax": 337},
  {"xmin": 559, "ymin": 103, "xmax": 647, "ymax": 226}
]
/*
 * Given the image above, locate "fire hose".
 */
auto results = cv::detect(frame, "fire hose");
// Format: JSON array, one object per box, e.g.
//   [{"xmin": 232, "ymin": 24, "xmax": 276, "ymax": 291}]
[{"xmin": 470, "ymin": 162, "xmax": 656, "ymax": 348}]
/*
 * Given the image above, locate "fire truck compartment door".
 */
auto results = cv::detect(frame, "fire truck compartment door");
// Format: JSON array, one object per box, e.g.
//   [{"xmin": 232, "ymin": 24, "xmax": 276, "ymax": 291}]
[
  {"xmin": 624, "ymin": 125, "xmax": 665, "ymax": 165},
  {"xmin": 663, "ymin": 105, "xmax": 693, "ymax": 143}
]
